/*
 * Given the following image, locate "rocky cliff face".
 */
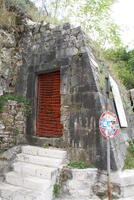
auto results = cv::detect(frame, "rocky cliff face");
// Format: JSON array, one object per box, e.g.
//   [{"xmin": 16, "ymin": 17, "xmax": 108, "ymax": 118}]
[
  {"xmin": 0, "ymin": 8, "xmax": 29, "ymax": 151},
  {"xmin": 0, "ymin": 28, "xmax": 22, "ymax": 94}
]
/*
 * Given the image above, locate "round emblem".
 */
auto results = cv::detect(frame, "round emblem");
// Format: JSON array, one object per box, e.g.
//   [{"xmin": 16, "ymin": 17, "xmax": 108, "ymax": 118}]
[{"xmin": 99, "ymin": 111, "xmax": 119, "ymax": 138}]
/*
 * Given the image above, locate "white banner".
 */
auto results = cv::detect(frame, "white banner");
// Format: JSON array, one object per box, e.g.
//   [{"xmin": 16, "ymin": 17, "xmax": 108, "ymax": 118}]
[{"xmin": 109, "ymin": 75, "xmax": 128, "ymax": 128}]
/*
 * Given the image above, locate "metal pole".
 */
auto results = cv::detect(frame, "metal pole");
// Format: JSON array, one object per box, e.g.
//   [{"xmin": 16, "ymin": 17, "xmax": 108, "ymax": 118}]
[
  {"xmin": 105, "ymin": 75, "xmax": 111, "ymax": 200},
  {"xmin": 107, "ymin": 137, "xmax": 111, "ymax": 200}
]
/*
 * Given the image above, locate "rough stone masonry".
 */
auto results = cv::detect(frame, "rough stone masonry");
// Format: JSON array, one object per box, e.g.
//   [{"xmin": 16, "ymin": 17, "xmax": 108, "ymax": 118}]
[
  {"xmin": 15, "ymin": 21, "xmax": 134, "ymax": 171},
  {"xmin": 0, "ymin": 26, "xmax": 26, "ymax": 151}
]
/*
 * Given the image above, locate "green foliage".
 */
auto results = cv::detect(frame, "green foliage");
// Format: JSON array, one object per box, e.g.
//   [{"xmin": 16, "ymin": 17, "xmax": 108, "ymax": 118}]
[
  {"xmin": 0, "ymin": 0, "xmax": 121, "ymax": 47},
  {"xmin": 53, "ymin": 183, "xmax": 62, "ymax": 198},
  {"xmin": 35, "ymin": 0, "xmax": 121, "ymax": 48},
  {"xmin": 70, "ymin": 160, "xmax": 89, "ymax": 169},
  {"xmin": 13, "ymin": 128, "xmax": 19, "ymax": 136},
  {"xmin": 0, "ymin": 93, "xmax": 31, "ymax": 116},
  {"xmin": 0, "ymin": 100, "xmax": 4, "ymax": 113},
  {"xmin": 43, "ymin": 143, "xmax": 49, "ymax": 148},
  {"xmin": 124, "ymin": 140, "xmax": 134, "ymax": 169},
  {"xmin": 105, "ymin": 47, "xmax": 134, "ymax": 89}
]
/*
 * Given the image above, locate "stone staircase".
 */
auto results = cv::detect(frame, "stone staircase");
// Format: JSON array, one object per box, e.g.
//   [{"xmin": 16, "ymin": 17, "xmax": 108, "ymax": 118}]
[{"xmin": 0, "ymin": 145, "xmax": 67, "ymax": 200}]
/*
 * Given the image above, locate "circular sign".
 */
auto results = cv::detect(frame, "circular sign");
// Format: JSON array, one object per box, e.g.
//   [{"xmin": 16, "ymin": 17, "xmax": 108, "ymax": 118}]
[{"xmin": 99, "ymin": 111, "xmax": 119, "ymax": 138}]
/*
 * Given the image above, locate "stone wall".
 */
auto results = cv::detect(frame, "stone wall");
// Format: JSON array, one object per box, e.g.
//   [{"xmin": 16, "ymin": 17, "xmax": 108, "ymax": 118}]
[
  {"xmin": 0, "ymin": 145, "xmax": 21, "ymax": 181},
  {"xmin": 0, "ymin": 17, "xmax": 133, "ymax": 171},
  {"xmin": 16, "ymin": 23, "xmax": 106, "ymax": 168},
  {"xmin": 0, "ymin": 100, "xmax": 26, "ymax": 151},
  {"xmin": 0, "ymin": 28, "xmax": 22, "ymax": 94},
  {"xmin": 15, "ymin": 22, "xmax": 134, "ymax": 171},
  {"xmin": 0, "ymin": 27, "xmax": 26, "ymax": 152},
  {"xmin": 59, "ymin": 168, "xmax": 98, "ymax": 200},
  {"xmin": 56, "ymin": 167, "xmax": 131, "ymax": 200}
]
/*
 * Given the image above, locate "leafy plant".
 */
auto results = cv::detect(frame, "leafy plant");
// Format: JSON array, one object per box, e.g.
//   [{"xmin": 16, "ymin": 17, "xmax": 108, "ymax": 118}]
[
  {"xmin": 70, "ymin": 160, "xmax": 89, "ymax": 169},
  {"xmin": 105, "ymin": 47, "xmax": 134, "ymax": 89},
  {"xmin": 0, "ymin": 93, "xmax": 31, "ymax": 116},
  {"xmin": 124, "ymin": 140, "xmax": 134, "ymax": 169},
  {"xmin": 43, "ymin": 143, "xmax": 49, "ymax": 148},
  {"xmin": 32, "ymin": 0, "xmax": 121, "ymax": 48},
  {"xmin": 0, "ymin": 100, "xmax": 4, "ymax": 113},
  {"xmin": 53, "ymin": 183, "xmax": 62, "ymax": 198},
  {"xmin": 9, "ymin": 140, "xmax": 17, "ymax": 146}
]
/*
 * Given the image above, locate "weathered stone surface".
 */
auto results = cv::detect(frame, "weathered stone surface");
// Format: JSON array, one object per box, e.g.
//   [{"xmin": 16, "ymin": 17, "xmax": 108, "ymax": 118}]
[
  {"xmin": 0, "ymin": 29, "xmax": 22, "ymax": 94},
  {"xmin": 15, "ymin": 21, "xmax": 134, "ymax": 171},
  {"xmin": 0, "ymin": 145, "xmax": 67, "ymax": 200},
  {"xmin": 0, "ymin": 100, "xmax": 26, "ymax": 151},
  {"xmin": 0, "ymin": 146, "xmax": 21, "ymax": 179},
  {"xmin": 130, "ymin": 88, "xmax": 134, "ymax": 111},
  {"xmin": 0, "ymin": 7, "xmax": 132, "ymax": 172},
  {"xmin": 58, "ymin": 168, "xmax": 134, "ymax": 199}
]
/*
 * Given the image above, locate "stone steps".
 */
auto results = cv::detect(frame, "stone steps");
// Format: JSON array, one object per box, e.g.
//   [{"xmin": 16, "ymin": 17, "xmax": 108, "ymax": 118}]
[
  {"xmin": 16, "ymin": 153, "xmax": 64, "ymax": 167},
  {"xmin": 0, "ymin": 145, "xmax": 67, "ymax": 200},
  {"xmin": 13, "ymin": 161, "xmax": 58, "ymax": 180},
  {"xmin": 22, "ymin": 145, "xmax": 67, "ymax": 159},
  {"xmin": 0, "ymin": 182, "xmax": 47, "ymax": 200},
  {"xmin": 5, "ymin": 171, "xmax": 52, "ymax": 190}
]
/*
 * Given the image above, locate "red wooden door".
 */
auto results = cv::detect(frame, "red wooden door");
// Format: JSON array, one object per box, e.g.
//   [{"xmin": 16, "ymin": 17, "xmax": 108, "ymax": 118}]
[{"xmin": 36, "ymin": 71, "xmax": 62, "ymax": 137}]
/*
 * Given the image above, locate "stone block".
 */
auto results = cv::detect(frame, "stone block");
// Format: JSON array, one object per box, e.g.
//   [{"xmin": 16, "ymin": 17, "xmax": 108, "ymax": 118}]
[
  {"xmin": 56, "ymin": 47, "xmax": 78, "ymax": 59},
  {"xmin": 22, "ymin": 145, "xmax": 67, "ymax": 159},
  {"xmin": 71, "ymin": 74, "xmax": 82, "ymax": 87},
  {"xmin": 13, "ymin": 162, "xmax": 57, "ymax": 180},
  {"xmin": 81, "ymin": 92, "xmax": 101, "ymax": 110},
  {"xmin": 0, "ymin": 123, "xmax": 5, "ymax": 130},
  {"xmin": 2, "ymin": 114, "xmax": 14, "ymax": 126},
  {"xmin": 17, "ymin": 153, "xmax": 64, "ymax": 167},
  {"xmin": 71, "ymin": 168, "xmax": 97, "ymax": 181},
  {"xmin": 60, "ymin": 67, "xmax": 70, "ymax": 94},
  {"xmin": 15, "ymin": 112, "xmax": 24, "ymax": 121},
  {"xmin": 71, "ymin": 26, "xmax": 82, "ymax": 36},
  {"xmin": 63, "ymin": 23, "xmax": 71, "ymax": 30},
  {"xmin": 7, "ymin": 100, "xmax": 17, "ymax": 106},
  {"xmin": 6, "ymin": 171, "xmax": 51, "ymax": 190}
]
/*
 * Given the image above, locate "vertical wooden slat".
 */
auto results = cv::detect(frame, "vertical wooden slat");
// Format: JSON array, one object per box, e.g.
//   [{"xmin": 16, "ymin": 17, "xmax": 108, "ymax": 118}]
[{"xmin": 36, "ymin": 71, "xmax": 62, "ymax": 137}]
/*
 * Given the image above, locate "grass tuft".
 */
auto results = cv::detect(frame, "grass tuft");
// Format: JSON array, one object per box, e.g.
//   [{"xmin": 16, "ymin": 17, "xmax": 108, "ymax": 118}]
[
  {"xmin": 70, "ymin": 160, "xmax": 89, "ymax": 169},
  {"xmin": 53, "ymin": 183, "xmax": 62, "ymax": 198}
]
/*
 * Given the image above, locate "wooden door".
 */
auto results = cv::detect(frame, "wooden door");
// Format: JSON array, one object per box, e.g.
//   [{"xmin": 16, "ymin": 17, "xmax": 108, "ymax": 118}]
[{"xmin": 36, "ymin": 71, "xmax": 62, "ymax": 137}]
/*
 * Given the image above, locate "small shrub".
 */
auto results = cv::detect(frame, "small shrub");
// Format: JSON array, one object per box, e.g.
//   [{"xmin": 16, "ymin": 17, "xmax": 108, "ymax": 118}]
[
  {"xmin": 0, "ymin": 1, "xmax": 16, "ymax": 28},
  {"xmin": 0, "ymin": 100, "xmax": 4, "ymax": 113},
  {"xmin": 53, "ymin": 183, "xmax": 62, "ymax": 198},
  {"xmin": 43, "ymin": 143, "xmax": 49, "ymax": 148},
  {"xmin": 105, "ymin": 48, "xmax": 134, "ymax": 89},
  {"xmin": 13, "ymin": 128, "xmax": 19, "ymax": 136},
  {"xmin": 124, "ymin": 140, "xmax": 134, "ymax": 169},
  {"xmin": 0, "ymin": 93, "xmax": 31, "ymax": 116},
  {"xmin": 70, "ymin": 160, "xmax": 89, "ymax": 169}
]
